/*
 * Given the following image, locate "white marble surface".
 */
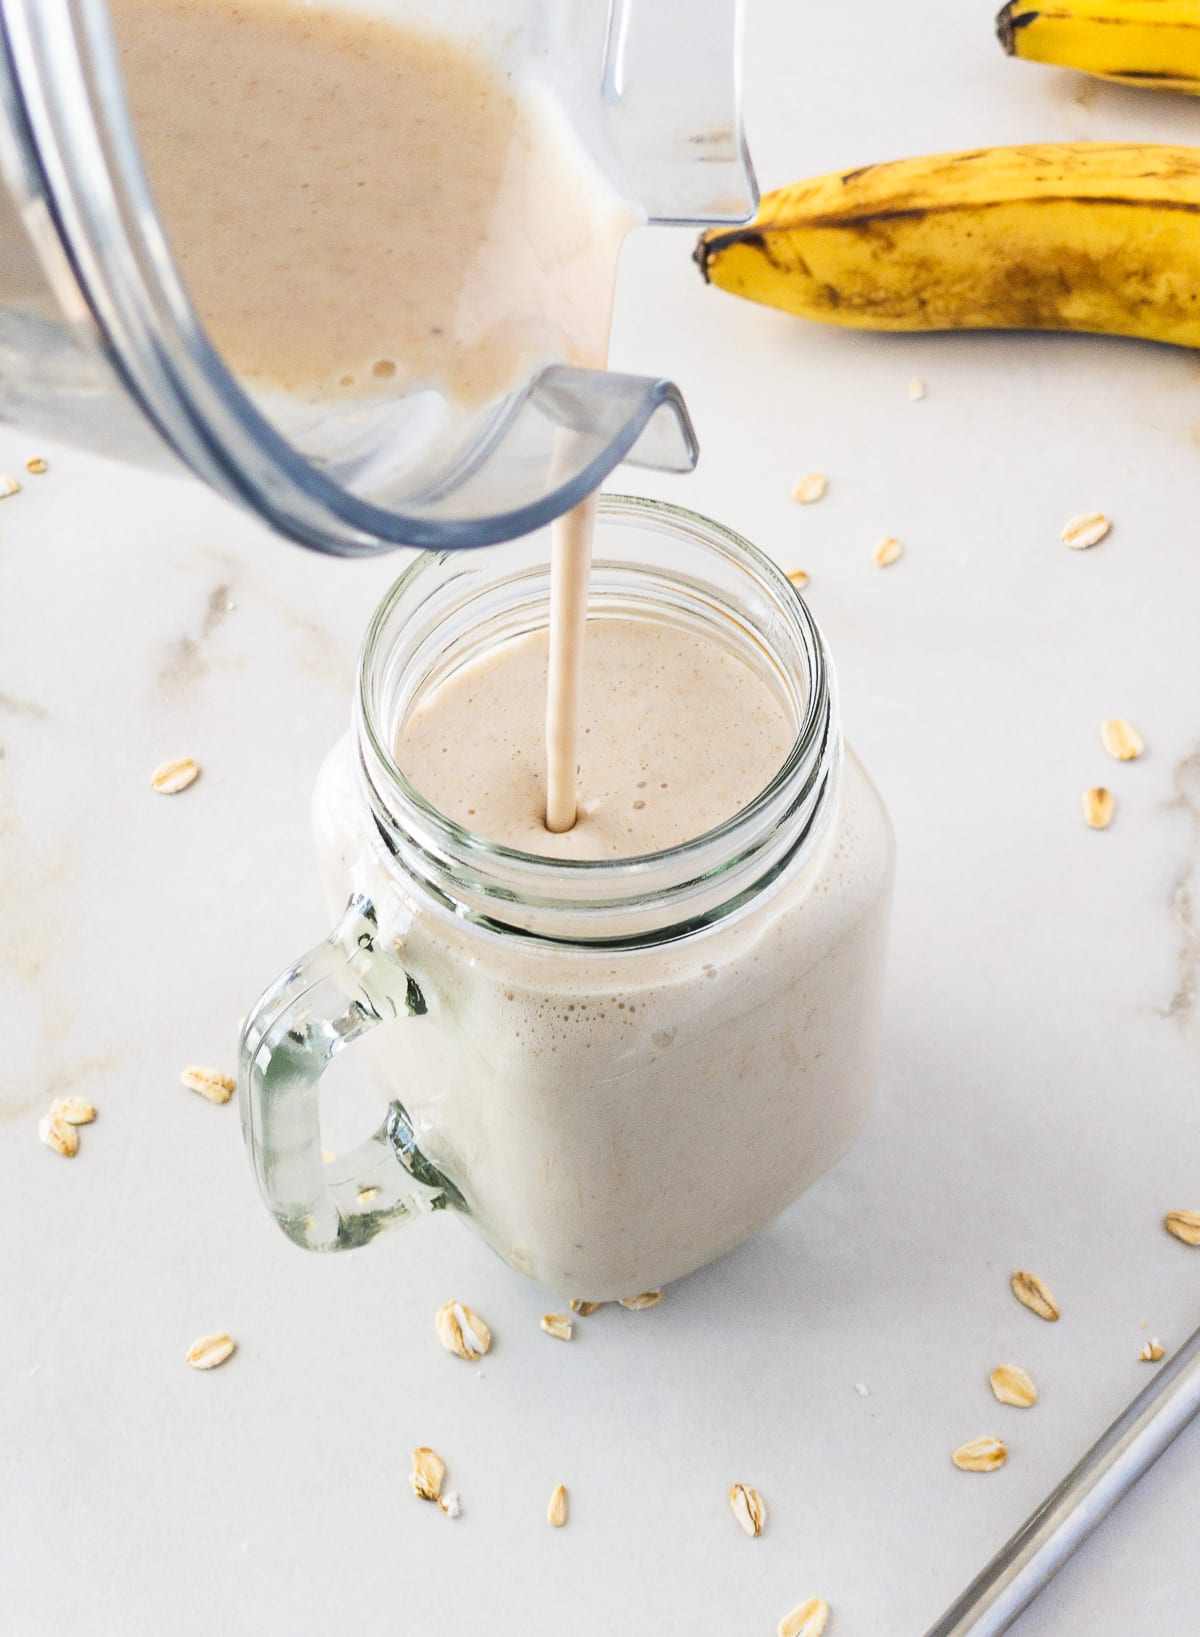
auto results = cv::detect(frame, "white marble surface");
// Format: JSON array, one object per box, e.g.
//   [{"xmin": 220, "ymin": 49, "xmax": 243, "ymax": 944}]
[{"xmin": 5, "ymin": 2, "xmax": 1200, "ymax": 1632}]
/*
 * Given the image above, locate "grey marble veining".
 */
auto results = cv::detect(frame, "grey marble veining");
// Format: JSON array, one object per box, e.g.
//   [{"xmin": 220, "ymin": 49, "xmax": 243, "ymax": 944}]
[{"xmin": 1164, "ymin": 752, "xmax": 1200, "ymax": 1023}]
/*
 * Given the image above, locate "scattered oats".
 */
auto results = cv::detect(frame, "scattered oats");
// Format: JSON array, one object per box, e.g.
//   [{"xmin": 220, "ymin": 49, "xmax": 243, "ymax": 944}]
[
  {"xmin": 1083, "ymin": 787, "xmax": 1115, "ymax": 830},
  {"xmin": 1100, "ymin": 719, "xmax": 1144, "ymax": 762},
  {"xmin": 854, "ymin": 1382, "xmax": 869, "ymax": 1397},
  {"xmin": 909, "ymin": 378, "xmax": 926, "ymax": 401},
  {"xmin": 37, "ymin": 1112, "xmax": 78, "ymax": 1157},
  {"xmin": 435, "ymin": 1301, "xmax": 492, "ymax": 1360},
  {"xmin": 778, "ymin": 1597, "xmax": 830, "ymax": 1637},
  {"xmin": 786, "ymin": 568, "xmax": 810, "ymax": 591},
  {"xmin": 619, "ymin": 1291, "xmax": 662, "ymax": 1310},
  {"xmin": 540, "ymin": 1312, "xmax": 574, "ymax": 1341},
  {"xmin": 180, "ymin": 1066, "xmax": 235, "ymax": 1105},
  {"xmin": 322, "ymin": 1150, "xmax": 336, "ymax": 1164},
  {"xmin": 953, "ymin": 1435, "xmax": 1008, "ymax": 1472},
  {"xmin": 150, "ymin": 757, "xmax": 199, "ymax": 795},
  {"xmin": 25, "ymin": 456, "xmax": 46, "ymax": 475},
  {"xmin": 872, "ymin": 535, "xmax": 903, "ymax": 568},
  {"xmin": 1139, "ymin": 1338, "xmax": 1165, "ymax": 1363},
  {"xmin": 569, "ymin": 1299, "xmax": 601, "ymax": 1315},
  {"xmin": 50, "ymin": 1096, "xmax": 95, "ymax": 1125},
  {"xmin": 1164, "ymin": 1210, "xmax": 1200, "ymax": 1246},
  {"xmin": 729, "ymin": 1483, "xmax": 766, "ymax": 1537},
  {"xmin": 1061, "ymin": 511, "xmax": 1110, "ymax": 550},
  {"xmin": 791, "ymin": 473, "xmax": 827, "ymax": 505},
  {"xmin": 990, "ymin": 1364, "xmax": 1037, "ymax": 1408},
  {"xmin": 547, "ymin": 1482, "xmax": 568, "ymax": 1528},
  {"xmin": 410, "ymin": 1446, "xmax": 445, "ymax": 1502},
  {"xmin": 357, "ymin": 1186, "xmax": 380, "ymax": 1205},
  {"xmin": 186, "ymin": 1332, "xmax": 236, "ymax": 1370},
  {"xmin": 0, "ymin": 474, "xmax": 20, "ymax": 498},
  {"xmin": 438, "ymin": 1491, "xmax": 462, "ymax": 1519},
  {"xmin": 1012, "ymin": 1270, "xmax": 1059, "ymax": 1321}
]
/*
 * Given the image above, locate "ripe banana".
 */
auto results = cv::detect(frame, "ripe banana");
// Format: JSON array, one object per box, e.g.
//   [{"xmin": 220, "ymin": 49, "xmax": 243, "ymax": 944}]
[
  {"xmin": 998, "ymin": 0, "xmax": 1200, "ymax": 95},
  {"xmin": 694, "ymin": 144, "xmax": 1200, "ymax": 348}
]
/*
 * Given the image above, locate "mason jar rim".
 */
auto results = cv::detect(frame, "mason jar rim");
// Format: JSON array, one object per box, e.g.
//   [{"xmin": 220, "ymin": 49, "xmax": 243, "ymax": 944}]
[{"xmin": 353, "ymin": 495, "xmax": 842, "ymax": 944}]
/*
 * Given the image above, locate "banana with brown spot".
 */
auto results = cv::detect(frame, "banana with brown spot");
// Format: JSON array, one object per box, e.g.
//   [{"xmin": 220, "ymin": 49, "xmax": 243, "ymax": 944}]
[{"xmin": 696, "ymin": 144, "xmax": 1200, "ymax": 349}]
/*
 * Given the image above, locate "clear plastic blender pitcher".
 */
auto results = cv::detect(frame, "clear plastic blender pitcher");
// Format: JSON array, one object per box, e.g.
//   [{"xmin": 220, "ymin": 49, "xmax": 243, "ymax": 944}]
[{"xmin": 0, "ymin": 0, "xmax": 756, "ymax": 554}]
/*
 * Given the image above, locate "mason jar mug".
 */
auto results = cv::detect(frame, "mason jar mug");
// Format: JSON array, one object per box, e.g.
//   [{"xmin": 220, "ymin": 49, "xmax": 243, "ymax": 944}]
[{"xmin": 238, "ymin": 497, "xmax": 895, "ymax": 1299}]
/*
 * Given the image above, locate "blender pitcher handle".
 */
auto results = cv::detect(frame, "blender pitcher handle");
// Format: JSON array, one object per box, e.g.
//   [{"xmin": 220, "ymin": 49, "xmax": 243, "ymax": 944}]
[{"xmin": 238, "ymin": 895, "xmax": 461, "ymax": 1252}]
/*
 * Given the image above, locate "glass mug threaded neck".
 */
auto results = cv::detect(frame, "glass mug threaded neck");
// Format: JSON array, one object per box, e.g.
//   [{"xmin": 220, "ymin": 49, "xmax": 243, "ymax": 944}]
[{"xmin": 352, "ymin": 495, "xmax": 842, "ymax": 945}]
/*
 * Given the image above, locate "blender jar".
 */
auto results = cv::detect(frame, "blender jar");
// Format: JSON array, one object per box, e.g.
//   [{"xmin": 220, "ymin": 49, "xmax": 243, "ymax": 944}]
[{"xmin": 0, "ymin": 0, "xmax": 757, "ymax": 552}]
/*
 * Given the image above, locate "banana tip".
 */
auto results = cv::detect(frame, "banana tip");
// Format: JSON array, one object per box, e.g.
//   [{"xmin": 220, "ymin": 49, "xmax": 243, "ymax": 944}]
[
  {"xmin": 693, "ymin": 233, "xmax": 712, "ymax": 284},
  {"xmin": 995, "ymin": 1, "xmax": 1037, "ymax": 55}
]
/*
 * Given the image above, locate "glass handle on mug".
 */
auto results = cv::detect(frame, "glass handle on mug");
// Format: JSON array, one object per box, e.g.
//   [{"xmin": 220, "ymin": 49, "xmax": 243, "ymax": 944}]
[{"xmin": 238, "ymin": 895, "xmax": 461, "ymax": 1251}]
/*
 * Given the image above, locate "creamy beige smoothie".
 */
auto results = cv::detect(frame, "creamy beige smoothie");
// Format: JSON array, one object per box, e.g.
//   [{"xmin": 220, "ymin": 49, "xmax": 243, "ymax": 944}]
[
  {"xmin": 312, "ymin": 598, "xmax": 894, "ymax": 1298},
  {"xmin": 129, "ymin": 7, "xmax": 894, "ymax": 1292},
  {"xmin": 397, "ymin": 618, "xmax": 794, "ymax": 858},
  {"xmin": 109, "ymin": 0, "xmax": 631, "ymax": 405}
]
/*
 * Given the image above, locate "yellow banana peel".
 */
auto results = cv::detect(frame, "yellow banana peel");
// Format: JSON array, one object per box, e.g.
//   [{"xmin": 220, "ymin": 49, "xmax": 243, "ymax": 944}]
[
  {"xmin": 997, "ymin": 0, "xmax": 1200, "ymax": 94},
  {"xmin": 694, "ymin": 143, "xmax": 1200, "ymax": 348}
]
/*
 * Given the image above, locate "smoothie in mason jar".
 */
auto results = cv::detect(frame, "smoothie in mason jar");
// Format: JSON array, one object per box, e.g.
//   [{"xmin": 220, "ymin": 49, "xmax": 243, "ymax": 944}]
[{"xmin": 301, "ymin": 506, "xmax": 895, "ymax": 1297}]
